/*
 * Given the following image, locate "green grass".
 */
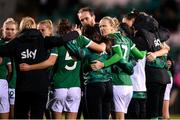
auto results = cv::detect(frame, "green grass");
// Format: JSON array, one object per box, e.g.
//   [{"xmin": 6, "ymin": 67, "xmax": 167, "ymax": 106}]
[{"xmin": 170, "ymin": 114, "xmax": 180, "ymax": 119}]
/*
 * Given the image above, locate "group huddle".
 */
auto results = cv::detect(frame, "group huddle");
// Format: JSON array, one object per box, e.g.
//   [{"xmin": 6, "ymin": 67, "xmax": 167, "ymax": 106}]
[{"xmin": 0, "ymin": 7, "xmax": 173, "ymax": 119}]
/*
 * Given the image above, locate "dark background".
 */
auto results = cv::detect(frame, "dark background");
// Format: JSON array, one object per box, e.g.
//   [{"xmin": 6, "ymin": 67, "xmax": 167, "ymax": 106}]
[{"xmin": 0, "ymin": 0, "xmax": 180, "ymax": 116}]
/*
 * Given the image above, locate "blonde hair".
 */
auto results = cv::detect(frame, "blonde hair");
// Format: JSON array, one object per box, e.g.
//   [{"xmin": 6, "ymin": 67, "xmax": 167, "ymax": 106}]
[
  {"xmin": 19, "ymin": 17, "xmax": 36, "ymax": 31},
  {"xmin": 37, "ymin": 19, "xmax": 53, "ymax": 30},
  {"xmin": 101, "ymin": 16, "xmax": 120, "ymax": 32},
  {"xmin": 3, "ymin": 18, "xmax": 18, "ymax": 30}
]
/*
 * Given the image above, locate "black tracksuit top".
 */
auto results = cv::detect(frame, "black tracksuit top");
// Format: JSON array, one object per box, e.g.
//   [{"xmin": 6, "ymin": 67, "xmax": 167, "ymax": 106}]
[{"xmin": 0, "ymin": 29, "xmax": 79, "ymax": 93}]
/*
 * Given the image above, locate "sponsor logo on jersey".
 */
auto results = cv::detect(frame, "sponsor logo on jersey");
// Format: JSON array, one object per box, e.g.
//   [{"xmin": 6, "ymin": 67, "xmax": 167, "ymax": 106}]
[
  {"xmin": 21, "ymin": 49, "xmax": 37, "ymax": 59},
  {"xmin": 154, "ymin": 38, "xmax": 161, "ymax": 47}
]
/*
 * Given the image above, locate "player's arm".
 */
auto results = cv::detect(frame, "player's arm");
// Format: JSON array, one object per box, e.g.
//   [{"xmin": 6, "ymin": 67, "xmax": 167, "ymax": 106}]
[
  {"xmin": 65, "ymin": 41, "xmax": 90, "ymax": 60},
  {"xmin": 19, "ymin": 54, "xmax": 57, "ymax": 71},
  {"xmin": 87, "ymin": 42, "xmax": 106, "ymax": 53},
  {"xmin": 147, "ymin": 42, "xmax": 170, "ymax": 61},
  {"xmin": 131, "ymin": 46, "xmax": 146, "ymax": 59},
  {"xmin": 6, "ymin": 60, "xmax": 12, "ymax": 81},
  {"xmin": 65, "ymin": 35, "xmax": 105, "ymax": 59},
  {"xmin": 78, "ymin": 35, "xmax": 106, "ymax": 52},
  {"xmin": 103, "ymin": 45, "xmax": 123, "ymax": 67},
  {"xmin": 44, "ymin": 31, "xmax": 79, "ymax": 49},
  {"xmin": 91, "ymin": 45, "xmax": 123, "ymax": 70}
]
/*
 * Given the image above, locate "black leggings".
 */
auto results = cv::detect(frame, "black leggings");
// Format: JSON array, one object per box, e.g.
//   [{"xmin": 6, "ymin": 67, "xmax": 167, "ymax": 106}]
[
  {"xmin": 85, "ymin": 81, "xmax": 113, "ymax": 119},
  {"xmin": 126, "ymin": 98, "xmax": 146, "ymax": 119},
  {"xmin": 14, "ymin": 92, "xmax": 48, "ymax": 119},
  {"xmin": 146, "ymin": 83, "xmax": 166, "ymax": 119}
]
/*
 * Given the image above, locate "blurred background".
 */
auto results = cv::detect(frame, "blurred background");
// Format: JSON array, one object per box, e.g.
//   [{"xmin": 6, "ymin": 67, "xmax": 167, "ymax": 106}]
[{"xmin": 0, "ymin": 0, "xmax": 180, "ymax": 117}]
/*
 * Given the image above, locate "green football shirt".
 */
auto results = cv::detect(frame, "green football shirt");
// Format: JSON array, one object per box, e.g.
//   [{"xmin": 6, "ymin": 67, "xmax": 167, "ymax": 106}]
[
  {"xmin": 109, "ymin": 32, "xmax": 135, "ymax": 85},
  {"xmin": 81, "ymin": 48, "xmax": 112, "ymax": 84},
  {"xmin": 53, "ymin": 35, "xmax": 91, "ymax": 88}
]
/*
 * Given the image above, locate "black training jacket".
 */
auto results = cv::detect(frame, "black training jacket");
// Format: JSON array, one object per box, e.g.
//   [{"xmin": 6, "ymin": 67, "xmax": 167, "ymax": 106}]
[{"xmin": 0, "ymin": 28, "xmax": 79, "ymax": 93}]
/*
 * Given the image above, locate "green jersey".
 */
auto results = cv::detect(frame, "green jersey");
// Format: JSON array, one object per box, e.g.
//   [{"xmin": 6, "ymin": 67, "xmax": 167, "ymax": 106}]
[
  {"xmin": 0, "ymin": 39, "xmax": 11, "ymax": 80},
  {"xmin": 48, "ymin": 47, "xmax": 58, "ymax": 80},
  {"xmin": 168, "ymin": 70, "xmax": 172, "ymax": 77},
  {"xmin": 0, "ymin": 38, "xmax": 16, "ymax": 88},
  {"xmin": 53, "ymin": 35, "xmax": 91, "ymax": 88},
  {"xmin": 82, "ymin": 49, "xmax": 112, "ymax": 84},
  {"xmin": 146, "ymin": 55, "xmax": 168, "ymax": 69},
  {"xmin": 110, "ymin": 32, "xmax": 135, "ymax": 85},
  {"xmin": 0, "ymin": 57, "xmax": 11, "ymax": 79},
  {"xmin": 49, "ymin": 47, "xmax": 58, "ymax": 57},
  {"xmin": 9, "ymin": 62, "xmax": 16, "ymax": 88},
  {"xmin": 132, "ymin": 91, "xmax": 147, "ymax": 99}
]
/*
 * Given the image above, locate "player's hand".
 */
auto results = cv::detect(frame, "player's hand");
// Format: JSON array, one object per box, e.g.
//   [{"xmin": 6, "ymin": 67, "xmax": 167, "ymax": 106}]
[
  {"xmin": 19, "ymin": 63, "xmax": 31, "ymax": 71},
  {"xmin": 73, "ymin": 24, "xmax": 82, "ymax": 35},
  {"xmin": 90, "ymin": 60, "xmax": 104, "ymax": 71},
  {"xmin": 146, "ymin": 52, "xmax": 156, "ymax": 61}
]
